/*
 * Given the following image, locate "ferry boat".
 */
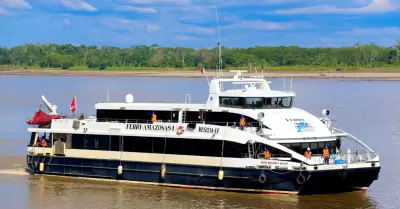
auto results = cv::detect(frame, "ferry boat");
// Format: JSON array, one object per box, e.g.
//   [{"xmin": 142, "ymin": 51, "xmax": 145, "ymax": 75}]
[{"xmin": 25, "ymin": 70, "xmax": 380, "ymax": 195}]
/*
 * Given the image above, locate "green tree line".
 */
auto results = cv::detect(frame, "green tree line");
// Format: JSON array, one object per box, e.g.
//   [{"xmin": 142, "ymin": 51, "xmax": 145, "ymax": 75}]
[{"xmin": 1, "ymin": 41, "xmax": 400, "ymax": 70}]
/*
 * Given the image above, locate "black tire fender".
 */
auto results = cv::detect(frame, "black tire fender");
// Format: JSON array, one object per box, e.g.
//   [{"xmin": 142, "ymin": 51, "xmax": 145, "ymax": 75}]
[
  {"xmin": 296, "ymin": 173, "xmax": 306, "ymax": 185},
  {"xmin": 258, "ymin": 173, "xmax": 267, "ymax": 184}
]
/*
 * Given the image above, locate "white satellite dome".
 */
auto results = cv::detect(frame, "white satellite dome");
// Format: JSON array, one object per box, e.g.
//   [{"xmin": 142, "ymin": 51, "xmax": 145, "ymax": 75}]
[{"xmin": 125, "ymin": 94, "xmax": 134, "ymax": 103}]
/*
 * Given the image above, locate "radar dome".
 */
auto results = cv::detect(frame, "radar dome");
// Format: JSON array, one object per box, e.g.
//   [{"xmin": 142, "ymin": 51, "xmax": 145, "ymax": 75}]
[
  {"xmin": 125, "ymin": 94, "xmax": 134, "ymax": 103},
  {"xmin": 322, "ymin": 109, "xmax": 330, "ymax": 116}
]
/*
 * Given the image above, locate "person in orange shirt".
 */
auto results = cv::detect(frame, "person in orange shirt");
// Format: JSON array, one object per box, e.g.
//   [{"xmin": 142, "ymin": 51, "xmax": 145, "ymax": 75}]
[
  {"xmin": 239, "ymin": 115, "xmax": 246, "ymax": 131},
  {"xmin": 264, "ymin": 147, "xmax": 271, "ymax": 159},
  {"xmin": 323, "ymin": 145, "xmax": 330, "ymax": 164},
  {"xmin": 304, "ymin": 147, "xmax": 312, "ymax": 159},
  {"xmin": 151, "ymin": 112, "xmax": 157, "ymax": 123},
  {"xmin": 40, "ymin": 136, "xmax": 47, "ymax": 147}
]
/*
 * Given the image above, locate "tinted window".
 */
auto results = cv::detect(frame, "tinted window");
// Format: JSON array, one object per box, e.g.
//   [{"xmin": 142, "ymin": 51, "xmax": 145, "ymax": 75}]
[
  {"xmin": 70, "ymin": 134, "xmax": 247, "ymax": 158},
  {"xmin": 244, "ymin": 98, "xmax": 264, "ymax": 108},
  {"xmin": 219, "ymin": 97, "xmax": 293, "ymax": 109}
]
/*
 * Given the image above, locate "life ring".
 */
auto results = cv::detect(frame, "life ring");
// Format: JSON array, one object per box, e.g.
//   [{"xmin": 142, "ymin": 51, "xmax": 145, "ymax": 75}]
[
  {"xmin": 176, "ymin": 126, "xmax": 184, "ymax": 135},
  {"xmin": 258, "ymin": 173, "xmax": 267, "ymax": 184},
  {"xmin": 296, "ymin": 173, "xmax": 306, "ymax": 185}
]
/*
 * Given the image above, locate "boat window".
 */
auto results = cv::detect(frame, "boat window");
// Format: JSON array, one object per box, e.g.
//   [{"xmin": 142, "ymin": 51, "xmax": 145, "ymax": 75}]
[
  {"xmin": 310, "ymin": 142, "xmax": 318, "ymax": 154},
  {"xmin": 230, "ymin": 97, "xmax": 243, "ymax": 108},
  {"xmin": 264, "ymin": 97, "xmax": 278, "ymax": 108},
  {"xmin": 280, "ymin": 141, "xmax": 337, "ymax": 156},
  {"xmin": 69, "ymin": 134, "xmax": 248, "ymax": 158},
  {"xmin": 291, "ymin": 143, "xmax": 301, "ymax": 154},
  {"xmin": 97, "ymin": 110, "xmax": 179, "ymax": 123},
  {"xmin": 219, "ymin": 97, "xmax": 293, "ymax": 109},
  {"xmin": 277, "ymin": 97, "xmax": 292, "ymax": 108},
  {"xmin": 244, "ymin": 98, "xmax": 264, "ymax": 109}
]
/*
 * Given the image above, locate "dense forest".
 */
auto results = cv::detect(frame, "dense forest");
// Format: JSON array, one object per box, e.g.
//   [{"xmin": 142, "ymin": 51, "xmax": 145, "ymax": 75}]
[{"xmin": 0, "ymin": 41, "xmax": 400, "ymax": 70}]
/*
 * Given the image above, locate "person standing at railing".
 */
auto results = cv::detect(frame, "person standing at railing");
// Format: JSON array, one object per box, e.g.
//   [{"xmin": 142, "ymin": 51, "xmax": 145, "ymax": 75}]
[
  {"xmin": 264, "ymin": 147, "xmax": 271, "ymax": 159},
  {"xmin": 151, "ymin": 112, "xmax": 157, "ymax": 123},
  {"xmin": 239, "ymin": 115, "xmax": 246, "ymax": 131},
  {"xmin": 323, "ymin": 145, "xmax": 330, "ymax": 164},
  {"xmin": 304, "ymin": 147, "xmax": 312, "ymax": 159}
]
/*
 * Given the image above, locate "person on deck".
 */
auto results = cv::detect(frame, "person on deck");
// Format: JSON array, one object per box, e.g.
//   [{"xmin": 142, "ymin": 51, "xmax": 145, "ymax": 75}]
[
  {"xmin": 323, "ymin": 145, "xmax": 330, "ymax": 164},
  {"xmin": 278, "ymin": 101, "xmax": 284, "ymax": 107},
  {"xmin": 151, "ymin": 112, "xmax": 157, "ymax": 123},
  {"xmin": 264, "ymin": 147, "xmax": 271, "ymax": 159},
  {"xmin": 239, "ymin": 115, "xmax": 246, "ymax": 131},
  {"xmin": 304, "ymin": 148, "xmax": 312, "ymax": 159},
  {"xmin": 40, "ymin": 136, "xmax": 47, "ymax": 147}
]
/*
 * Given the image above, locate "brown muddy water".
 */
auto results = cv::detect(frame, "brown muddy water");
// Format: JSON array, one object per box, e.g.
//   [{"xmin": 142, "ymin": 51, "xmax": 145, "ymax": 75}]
[{"xmin": 1, "ymin": 75, "xmax": 400, "ymax": 209}]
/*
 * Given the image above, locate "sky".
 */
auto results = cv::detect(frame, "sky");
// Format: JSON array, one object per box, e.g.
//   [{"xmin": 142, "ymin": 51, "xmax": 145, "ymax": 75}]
[{"xmin": 0, "ymin": 0, "xmax": 399, "ymax": 48}]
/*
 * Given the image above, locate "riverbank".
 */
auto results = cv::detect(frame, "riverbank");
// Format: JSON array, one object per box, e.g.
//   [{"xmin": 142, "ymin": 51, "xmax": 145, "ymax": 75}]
[{"xmin": 2, "ymin": 68, "xmax": 400, "ymax": 80}]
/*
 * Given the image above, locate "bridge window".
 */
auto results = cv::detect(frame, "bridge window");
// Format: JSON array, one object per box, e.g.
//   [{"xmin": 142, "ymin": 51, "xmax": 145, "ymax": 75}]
[{"xmin": 219, "ymin": 97, "xmax": 293, "ymax": 109}]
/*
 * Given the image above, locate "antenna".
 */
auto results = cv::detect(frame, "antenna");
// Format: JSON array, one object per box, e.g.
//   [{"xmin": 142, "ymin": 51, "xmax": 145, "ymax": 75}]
[
  {"xmin": 291, "ymin": 76, "xmax": 293, "ymax": 92},
  {"xmin": 283, "ymin": 77, "xmax": 286, "ymax": 92},
  {"xmin": 106, "ymin": 89, "xmax": 109, "ymax": 102},
  {"xmin": 215, "ymin": 7, "xmax": 222, "ymax": 78}
]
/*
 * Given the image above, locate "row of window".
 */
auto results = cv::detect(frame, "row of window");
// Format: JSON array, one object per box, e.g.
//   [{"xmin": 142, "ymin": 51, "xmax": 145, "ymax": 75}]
[
  {"xmin": 70, "ymin": 134, "xmax": 248, "ymax": 158},
  {"xmin": 29, "ymin": 133, "xmax": 338, "ymax": 158},
  {"xmin": 219, "ymin": 97, "xmax": 293, "ymax": 109},
  {"xmin": 270, "ymin": 141, "xmax": 338, "ymax": 156}
]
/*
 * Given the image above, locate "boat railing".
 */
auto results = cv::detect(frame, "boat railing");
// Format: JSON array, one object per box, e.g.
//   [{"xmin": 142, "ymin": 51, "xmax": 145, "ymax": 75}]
[
  {"xmin": 96, "ymin": 118, "xmax": 262, "ymax": 128},
  {"xmin": 309, "ymin": 149, "xmax": 378, "ymax": 165}
]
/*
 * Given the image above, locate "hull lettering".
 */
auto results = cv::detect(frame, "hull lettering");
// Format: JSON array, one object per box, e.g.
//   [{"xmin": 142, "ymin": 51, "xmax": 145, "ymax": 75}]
[
  {"xmin": 198, "ymin": 127, "xmax": 220, "ymax": 134},
  {"xmin": 126, "ymin": 124, "xmax": 175, "ymax": 131}
]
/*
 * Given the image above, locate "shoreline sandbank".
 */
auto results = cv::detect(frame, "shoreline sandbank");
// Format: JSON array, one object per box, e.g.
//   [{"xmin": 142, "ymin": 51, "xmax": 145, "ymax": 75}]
[{"xmin": 1, "ymin": 69, "xmax": 400, "ymax": 80}]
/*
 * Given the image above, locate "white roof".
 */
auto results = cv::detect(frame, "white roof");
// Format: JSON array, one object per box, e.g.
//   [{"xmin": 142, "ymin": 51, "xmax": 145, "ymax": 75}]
[
  {"xmin": 95, "ymin": 103, "xmax": 206, "ymax": 110},
  {"xmin": 218, "ymin": 90, "xmax": 295, "ymax": 97}
]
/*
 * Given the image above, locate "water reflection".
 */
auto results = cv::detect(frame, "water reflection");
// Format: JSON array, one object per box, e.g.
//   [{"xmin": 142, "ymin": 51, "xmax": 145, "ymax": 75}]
[{"xmin": 23, "ymin": 175, "xmax": 379, "ymax": 209}]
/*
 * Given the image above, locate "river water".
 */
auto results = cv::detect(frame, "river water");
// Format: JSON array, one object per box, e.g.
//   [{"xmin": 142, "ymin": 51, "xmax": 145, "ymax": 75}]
[{"xmin": 0, "ymin": 75, "xmax": 399, "ymax": 209}]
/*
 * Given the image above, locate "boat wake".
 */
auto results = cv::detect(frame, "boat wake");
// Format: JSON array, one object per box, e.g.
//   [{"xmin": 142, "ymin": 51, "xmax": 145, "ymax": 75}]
[{"xmin": 0, "ymin": 168, "xmax": 32, "ymax": 176}]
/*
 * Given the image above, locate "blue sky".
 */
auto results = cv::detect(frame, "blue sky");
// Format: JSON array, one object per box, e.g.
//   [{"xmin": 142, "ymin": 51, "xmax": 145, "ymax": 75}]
[{"xmin": 0, "ymin": 0, "xmax": 399, "ymax": 48}]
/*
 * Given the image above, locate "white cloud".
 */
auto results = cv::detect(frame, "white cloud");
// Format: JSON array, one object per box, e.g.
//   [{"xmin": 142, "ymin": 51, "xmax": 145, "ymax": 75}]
[
  {"xmin": 129, "ymin": 0, "xmax": 191, "ymax": 5},
  {"xmin": 0, "ymin": 7, "xmax": 7, "ymax": 15},
  {"xmin": 226, "ymin": 20, "xmax": 295, "ymax": 30},
  {"xmin": 145, "ymin": 24, "xmax": 161, "ymax": 33},
  {"xmin": 176, "ymin": 35, "xmax": 199, "ymax": 40},
  {"xmin": 115, "ymin": 5, "xmax": 157, "ymax": 13},
  {"xmin": 275, "ymin": 0, "xmax": 400, "ymax": 14},
  {"xmin": 60, "ymin": 0, "xmax": 97, "ymax": 12},
  {"xmin": 187, "ymin": 26, "xmax": 216, "ymax": 35},
  {"xmin": 102, "ymin": 18, "xmax": 161, "ymax": 34},
  {"xmin": 338, "ymin": 27, "xmax": 400, "ymax": 36},
  {"xmin": 0, "ymin": 0, "xmax": 32, "ymax": 9}
]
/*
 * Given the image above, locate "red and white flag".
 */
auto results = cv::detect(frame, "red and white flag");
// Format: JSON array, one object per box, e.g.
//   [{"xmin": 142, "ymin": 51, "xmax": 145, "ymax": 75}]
[
  {"xmin": 70, "ymin": 96, "xmax": 76, "ymax": 113},
  {"xmin": 200, "ymin": 68, "xmax": 205, "ymax": 74}
]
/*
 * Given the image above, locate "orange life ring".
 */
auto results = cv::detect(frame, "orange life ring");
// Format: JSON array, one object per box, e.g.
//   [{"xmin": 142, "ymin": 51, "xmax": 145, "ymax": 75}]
[{"xmin": 176, "ymin": 126, "xmax": 184, "ymax": 135}]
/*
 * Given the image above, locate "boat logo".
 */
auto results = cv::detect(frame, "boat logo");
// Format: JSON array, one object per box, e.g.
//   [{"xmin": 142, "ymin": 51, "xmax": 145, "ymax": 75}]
[{"xmin": 294, "ymin": 121, "xmax": 314, "ymax": 132}]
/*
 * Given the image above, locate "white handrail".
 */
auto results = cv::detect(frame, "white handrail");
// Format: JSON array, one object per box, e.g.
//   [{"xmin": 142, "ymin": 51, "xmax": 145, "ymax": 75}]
[{"xmin": 333, "ymin": 127, "xmax": 375, "ymax": 153}]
